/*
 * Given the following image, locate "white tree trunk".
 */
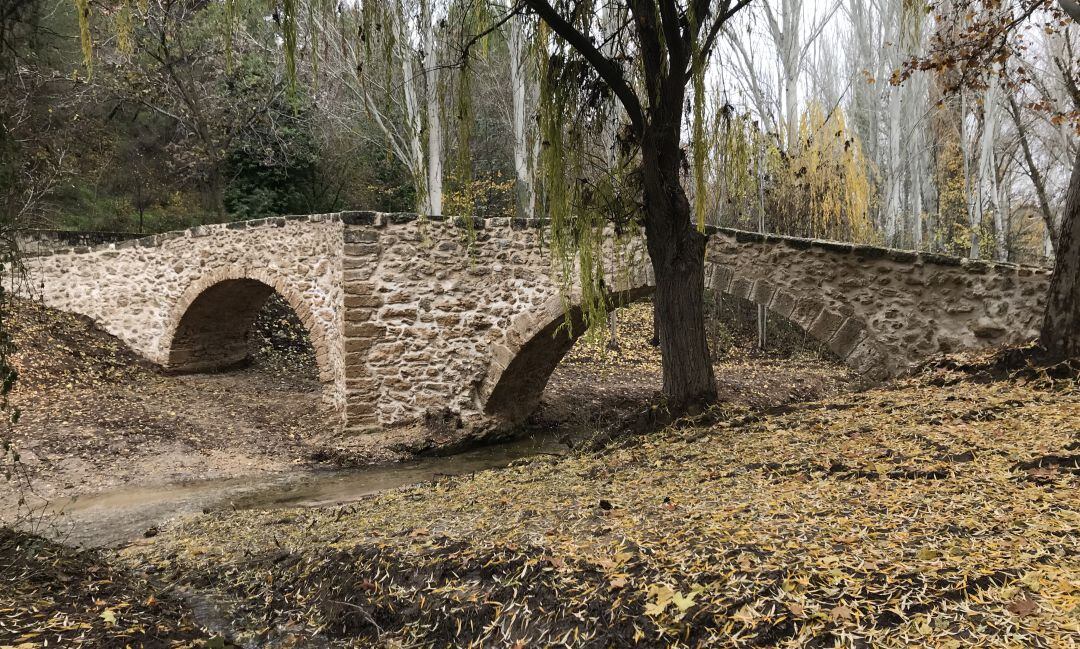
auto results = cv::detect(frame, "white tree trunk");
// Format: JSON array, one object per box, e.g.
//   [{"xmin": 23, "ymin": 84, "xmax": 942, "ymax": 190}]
[
  {"xmin": 400, "ymin": 47, "xmax": 427, "ymax": 206},
  {"xmin": 960, "ymin": 90, "xmax": 981, "ymax": 259},
  {"xmin": 763, "ymin": 0, "xmax": 803, "ymax": 152},
  {"xmin": 884, "ymin": 85, "xmax": 902, "ymax": 244},
  {"xmin": 507, "ymin": 15, "xmax": 536, "ymax": 220},
  {"xmin": 978, "ymin": 83, "xmax": 1007, "ymax": 261},
  {"xmin": 420, "ymin": 0, "xmax": 442, "ymax": 216}
]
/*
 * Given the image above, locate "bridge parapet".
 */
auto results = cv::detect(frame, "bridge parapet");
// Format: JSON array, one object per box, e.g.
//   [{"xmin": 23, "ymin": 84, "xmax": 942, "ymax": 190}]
[
  {"xmin": 25, "ymin": 211, "xmax": 1050, "ymax": 277},
  {"xmin": 706, "ymin": 226, "xmax": 1050, "ymax": 274},
  {"xmin": 17, "ymin": 229, "xmax": 140, "ymax": 254},
  {"xmin": 705, "ymin": 228, "xmax": 1051, "ymax": 379}
]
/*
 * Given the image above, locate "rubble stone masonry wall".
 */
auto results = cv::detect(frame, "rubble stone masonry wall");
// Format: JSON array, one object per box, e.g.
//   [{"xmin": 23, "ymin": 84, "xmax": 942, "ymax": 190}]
[{"xmin": 22, "ymin": 213, "xmax": 1051, "ymax": 435}]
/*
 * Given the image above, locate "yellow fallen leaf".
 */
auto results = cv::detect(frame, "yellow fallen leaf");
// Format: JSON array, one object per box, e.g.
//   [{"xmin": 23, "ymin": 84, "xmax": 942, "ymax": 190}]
[{"xmin": 671, "ymin": 590, "xmax": 696, "ymax": 612}]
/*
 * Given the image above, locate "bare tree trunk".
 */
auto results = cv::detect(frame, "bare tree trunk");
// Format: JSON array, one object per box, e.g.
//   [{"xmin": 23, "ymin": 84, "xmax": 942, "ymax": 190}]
[
  {"xmin": 207, "ymin": 163, "xmax": 226, "ymax": 221},
  {"xmin": 641, "ymin": 125, "xmax": 717, "ymax": 413},
  {"xmin": 1007, "ymin": 95, "xmax": 1057, "ymax": 256},
  {"xmin": 1040, "ymin": 150, "xmax": 1080, "ymax": 359},
  {"xmin": 421, "ymin": 0, "xmax": 442, "ymax": 216},
  {"xmin": 508, "ymin": 15, "xmax": 536, "ymax": 220},
  {"xmin": 756, "ymin": 134, "xmax": 767, "ymax": 350},
  {"xmin": 884, "ymin": 85, "xmax": 903, "ymax": 244}
]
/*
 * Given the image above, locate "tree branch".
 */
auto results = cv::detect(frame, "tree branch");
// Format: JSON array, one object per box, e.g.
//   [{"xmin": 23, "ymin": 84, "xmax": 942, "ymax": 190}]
[
  {"xmin": 698, "ymin": 0, "xmax": 752, "ymax": 71},
  {"xmin": 522, "ymin": 0, "xmax": 645, "ymax": 135}
]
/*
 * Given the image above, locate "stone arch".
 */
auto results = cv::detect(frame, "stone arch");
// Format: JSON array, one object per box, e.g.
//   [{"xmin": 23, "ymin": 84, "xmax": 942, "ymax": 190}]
[
  {"xmin": 479, "ymin": 258, "xmax": 889, "ymax": 428},
  {"xmin": 480, "ymin": 287, "xmax": 655, "ymax": 426},
  {"xmin": 705, "ymin": 262, "xmax": 890, "ymax": 377},
  {"xmin": 163, "ymin": 267, "xmax": 334, "ymax": 385}
]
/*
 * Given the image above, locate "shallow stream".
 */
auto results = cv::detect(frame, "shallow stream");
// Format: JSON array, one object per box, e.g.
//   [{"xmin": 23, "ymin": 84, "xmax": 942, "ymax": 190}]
[{"xmin": 45, "ymin": 431, "xmax": 569, "ymax": 548}]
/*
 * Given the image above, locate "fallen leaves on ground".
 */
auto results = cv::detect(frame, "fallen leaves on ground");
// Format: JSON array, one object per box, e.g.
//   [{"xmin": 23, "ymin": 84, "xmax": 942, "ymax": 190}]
[
  {"xmin": 2, "ymin": 299, "xmax": 332, "ymax": 505},
  {"xmin": 128, "ymin": 369, "xmax": 1080, "ymax": 648},
  {"xmin": 0, "ymin": 527, "xmax": 209, "ymax": 648}
]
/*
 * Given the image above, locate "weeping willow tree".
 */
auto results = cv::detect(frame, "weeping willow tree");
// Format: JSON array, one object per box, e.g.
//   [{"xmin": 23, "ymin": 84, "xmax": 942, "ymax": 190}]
[
  {"xmin": 711, "ymin": 106, "xmax": 873, "ymax": 243},
  {"xmin": 768, "ymin": 104, "xmax": 875, "ymax": 242},
  {"xmin": 521, "ymin": 0, "xmax": 751, "ymax": 413}
]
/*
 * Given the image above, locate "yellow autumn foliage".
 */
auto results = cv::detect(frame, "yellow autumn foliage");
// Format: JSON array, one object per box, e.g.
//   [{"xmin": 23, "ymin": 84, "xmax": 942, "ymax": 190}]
[
  {"xmin": 769, "ymin": 103, "xmax": 876, "ymax": 243},
  {"xmin": 713, "ymin": 104, "xmax": 875, "ymax": 244}
]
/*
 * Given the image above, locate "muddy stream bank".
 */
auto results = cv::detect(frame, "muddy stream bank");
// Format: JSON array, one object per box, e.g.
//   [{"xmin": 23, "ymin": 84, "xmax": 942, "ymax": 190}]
[{"xmin": 45, "ymin": 430, "xmax": 571, "ymax": 548}]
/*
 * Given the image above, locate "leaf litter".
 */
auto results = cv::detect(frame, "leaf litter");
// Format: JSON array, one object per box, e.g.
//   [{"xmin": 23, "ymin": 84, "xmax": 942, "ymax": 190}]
[
  {"xmin": 0, "ymin": 527, "xmax": 211, "ymax": 648},
  {"xmin": 125, "ymin": 358, "xmax": 1080, "ymax": 648}
]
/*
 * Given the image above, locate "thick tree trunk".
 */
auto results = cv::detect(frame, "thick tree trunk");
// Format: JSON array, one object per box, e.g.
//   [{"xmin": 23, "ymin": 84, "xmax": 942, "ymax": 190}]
[
  {"xmin": 207, "ymin": 164, "xmax": 227, "ymax": 221},
  {"xmin": 1040, "ymin": 150, "xmax": 1080, "ymax": 359},
  {"xmin": 651, "ymin": 228, "xmax": 717, "ymax": 412},
  {"xmin": 641, "ymin": 124, "xmax": 717, "ymax": 414}
]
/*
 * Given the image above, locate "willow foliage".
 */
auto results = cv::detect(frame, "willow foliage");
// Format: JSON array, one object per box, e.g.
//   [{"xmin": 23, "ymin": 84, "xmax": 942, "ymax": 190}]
[
  {"xmin": 74, "ymin": 0, "xmax": 93, "ymax": 77},
  {"xmin": 447, "ymin": 0, "xmax": 495, "ymax": 216},
  {"xmin": 536, "ymin": 20, "xmax": 643, "ymax": 342},
  {"xmin": 783, "ymin": 104, "xmax": 874, "ymax": 243},
  {"xmin": 714, "ymin": 112, "xmax": 760, "ymax": 222}
]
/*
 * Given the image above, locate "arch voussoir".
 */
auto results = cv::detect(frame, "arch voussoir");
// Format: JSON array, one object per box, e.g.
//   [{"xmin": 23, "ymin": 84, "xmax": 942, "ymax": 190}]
[{"xmin": 703, "ymin": 257, "xmax": 889, "ymax": 377}]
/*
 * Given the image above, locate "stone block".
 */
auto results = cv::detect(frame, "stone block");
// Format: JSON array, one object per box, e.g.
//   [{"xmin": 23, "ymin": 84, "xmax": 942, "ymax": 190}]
[
  {"xmin": 380, "ymin": 305, "xmax": 418, "ymax": 320},
  {"xmin": 344, "ymin": 255, "xmax": 379, "ymax": 270},
  {"xmin": 735, "ymin": 230, "xmax": 767, "ymax": 244},
  {"xmin": 349, "ymin": 322, "xmax": 386, "ymax": 339},
  {"xmin": 919, "ymin": 252, "xmax": 963, "ymax": 267},
  {"xmin": 344, "ymin": 281, "xmax": 376, "ymax": 296},
  {"xmin": 851, "ymin": 244, "xmax": 887, "ymax": 259},
  {"xmin": 768, "ymin": 290, "xmax": 798, "ymax": 319},
  {"xmin": 345, "ymin": 315, "xmax": 380, "ymax": 334},
  {"xmin": 729, "ymin": 277, "xmax": 754, "ymax": 300},
  {"xmin": 887, "ymin": 249, "xmax": 918, "ymax": 263},
  {"xmin": 845, "ymin": 338, "xmax": 884, "ymax": 376},
  {"xmin": 827, "ymin": 318, "xmax": 866, "ymax": 359},
  {"xmin": 346, "ymin": 401, "xmax": 376, "ymax": 417},
  {"xmin": 751, "ymin": 280, "xmax": 777, "ymax": 306},
  {"xmin": 344, "ymin": 338, "xmax": 374, "ymax": 355},
  {"xmin": 808, "ymin": 309, "xmax": 845, "ymax": 342},
  {"xmin": 345, "ymin": 229, "xmax": 380, "ymax": 244},
  {"xmin": 345, "ymin": 294, "xmax": 383, "ymax": 309},
  {"xmin": 961, "ymin": 259, "xmax": 991, "ymax": 275},
  {"xmin": 345, "ymin": 243, "xmax": 381, "ymax": 257},
  {"xmin": 345, "ymin": 377, "xmax": 377, "ymax": 391},
  {"xmin": 790, "ymin": 299, "xmax": 824, "ymax": 330},
  {"xmin": 340, "ymin": 211, "xmax": 379, "ymax": 225},
  {"xmin": 782, "ymin": 237, "xmax": 813, "ymax": 250},
  {"xmin": 387, "ymin": 211, "xmax": 420, "ymax": 224},
  {"xmin": 811, "ymin": 240, "xmax": 854, "ymax": 255}
]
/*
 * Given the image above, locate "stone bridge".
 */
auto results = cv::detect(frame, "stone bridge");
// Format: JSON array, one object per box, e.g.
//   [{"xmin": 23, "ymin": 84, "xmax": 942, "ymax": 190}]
[{"xmin": 22, "ymin": 212, "xmax": 1050, "ymax": 435}]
